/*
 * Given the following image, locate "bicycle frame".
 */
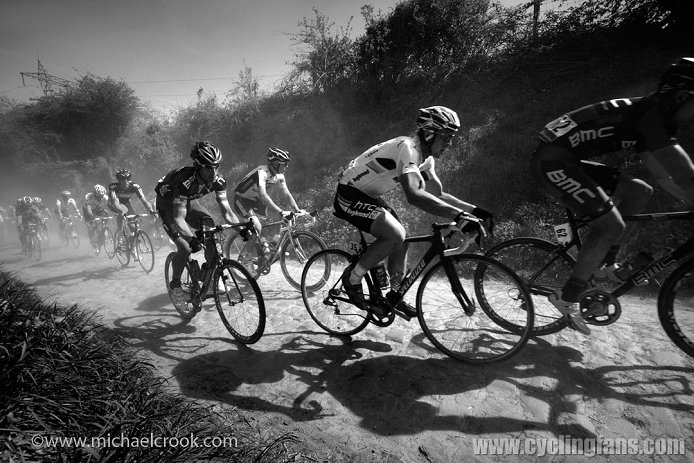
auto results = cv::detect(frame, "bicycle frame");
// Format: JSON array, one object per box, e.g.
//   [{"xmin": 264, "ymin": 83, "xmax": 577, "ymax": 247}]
[{"xmin": 244, "ymin": 211, "xmax": 317, "ymax": 265}]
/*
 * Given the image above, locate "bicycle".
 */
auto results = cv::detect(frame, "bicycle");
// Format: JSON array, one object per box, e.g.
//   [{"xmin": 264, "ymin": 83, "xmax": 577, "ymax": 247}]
[
  {"xmin": 38, "ymin": 219, "xmax": 50, "ymax": 247},
  {"xmin": 484, "ymin": 208, "xmax": 694, "ymax": 357},
  {"xmin": 143, "ymin": 215, "xmax": 167, "ymax": 251},
  {"xmin": 300, "ymin": 219, "xmax": 534, "ymax": 364},
  {"xmin": 90, "ymin": 216, "xmax": 116, "ymax": 258},
  {"xmin": 59, "ymin": 216, "xmax": 80, "ymax": 249},
  {"xmin": 115, "ymin": 214, "xmax": 155, "ymax": 273},
  {"xmin": 224, "ymin": 210, "xmax": 326, "ymax": 289},
  {"xmin": 22, "ymin": 223, "xmax": 41, "ymax": 262},
  {"xmin": 164, "ymin": 221, "xmax": 266, "ymax": 344}
]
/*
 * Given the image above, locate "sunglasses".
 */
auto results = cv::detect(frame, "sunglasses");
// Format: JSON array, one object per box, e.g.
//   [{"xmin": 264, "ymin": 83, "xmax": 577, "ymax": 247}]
[
  {"xmin": 438, "ymin": 132, "xmax": 456, "ymax": 143},
  {"xmin": 195, "ymin": 162, "xmax": 220, "ymax": 169}
]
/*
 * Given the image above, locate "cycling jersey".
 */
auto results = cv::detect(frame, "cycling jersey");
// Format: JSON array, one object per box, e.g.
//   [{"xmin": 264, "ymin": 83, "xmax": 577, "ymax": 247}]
[
  {"xmin": 155, "ymin": 166, "xmax": 227, "ymax": 204},
  {"xmin": 56, "ymin": 198, "xmax": 79, "ymax": 218},
  {"xmin": 539, "ymin": 96, "xmax": 677, "ymax": 158},
  {"xmin": 337, "ymin": 136, "xmax": 435, "ymax": 198},
  {"xmin": 234, "ymin": 165, "xmax": 285, "ymax": 200},
  {"xmin": 109, "ymin": 182, "xmax": 146, "ymax": 204},
  {"xmin": 84, "ymin": 192, "xmax": 108, "ymax": 210}
]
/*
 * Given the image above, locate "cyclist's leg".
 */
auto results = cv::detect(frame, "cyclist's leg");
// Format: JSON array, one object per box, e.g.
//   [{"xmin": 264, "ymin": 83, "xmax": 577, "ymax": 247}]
[
  {"xmin": 158, "ymin": 206, "xmax": 190, "ymax": 284},
  {"xmin": 232, "ymin": 196, "xmax": 263, "ymax": 253},
  {"xmin": 184, "ymin": 200, "xmax": 216, "ymax": 264}
]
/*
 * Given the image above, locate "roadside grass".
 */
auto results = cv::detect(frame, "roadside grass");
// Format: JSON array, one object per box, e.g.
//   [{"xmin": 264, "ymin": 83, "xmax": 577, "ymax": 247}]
[{"xmin": 0, "ymin": 270, "xmax": 305, "ymax": 462}]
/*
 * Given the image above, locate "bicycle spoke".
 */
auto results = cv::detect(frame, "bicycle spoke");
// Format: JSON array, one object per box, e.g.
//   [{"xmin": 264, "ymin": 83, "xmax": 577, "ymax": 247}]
[{"xmin": 215, "ymin": 261, "xmax": 265, "ymax": 344}]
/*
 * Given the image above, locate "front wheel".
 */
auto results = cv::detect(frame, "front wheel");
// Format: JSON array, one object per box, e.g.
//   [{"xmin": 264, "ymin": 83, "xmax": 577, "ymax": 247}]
[
  {"xmin": 280, "ymin": 231, "xmax": 327, "ymax": 290},
  {"xmin": 225, "ymin": 232, "xmax": 261, "ymax": 278},
  {"xmin": 69, "ymin": 224, "xmax": 80, "ymax": 249},
  {"xmin": 115, "ymin": 232, "xmax": 130, "ymax": 266},
  {"xmin": 103, "ymin": 228, "xmax": 115, "ymax": 259},
  {"xmin": 135, "ymin": 231, "xmax": 155, "ymax": 273},
  {"xmin": 165, "ymin": 252, "xmax": 200, "ymax": 320},
  {"xmin": 32, "ymin": 234, "xmax": 42, "ymax": 262},
  {"xmin": 658, "ymin": 258, "xmax": 694, "ymax": 358},
  {"xmin": 301, "ymin": 249, "xmax": 370, "ymax": 336},
  {"xmin": 61, "ymin": 226, "xmax": 70, "ymax": 247},
  {"xmin": 484, "ymin": 237, "xmax": 573, "ymax": 336},
  {"xmin": 215, "ymin": 259, "xmax": 266, "ymax": 344},
  {"xmin": 417, "ymin": 254, "xmax": 533, "ymax": 364}
]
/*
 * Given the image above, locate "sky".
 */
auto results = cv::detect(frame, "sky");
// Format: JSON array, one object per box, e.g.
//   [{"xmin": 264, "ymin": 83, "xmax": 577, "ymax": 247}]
[{"xmin": 1, "ymin": 0, "xmax": 528, "ymax": 112}]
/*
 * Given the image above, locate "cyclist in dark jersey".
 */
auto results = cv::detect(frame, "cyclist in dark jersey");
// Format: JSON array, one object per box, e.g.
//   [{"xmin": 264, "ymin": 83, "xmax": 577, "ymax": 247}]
[
  {"xmin": 155, "ymin": 141, "xmax": 253, "ymax": 305},
  {"xmin": 108, "ymin": 169, "xmax": 156, "ymax": 237},
  {"xmin": 533, "ymin": 57, "xmax": 694, "ymax": 335}
]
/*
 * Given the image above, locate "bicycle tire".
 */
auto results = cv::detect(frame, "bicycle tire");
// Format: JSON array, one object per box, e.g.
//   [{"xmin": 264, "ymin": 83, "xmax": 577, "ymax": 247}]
[
  {"xmin": 136, "ymin": 231, "xmax": 155, "ymax": 273},
  {"xmin": 658, "ymin": 257, "xmax": 694, "ymax": 358},
  {"xmin": 32, "ymin": 234, "xmax": 42, "ymax": 262},
  {"xmin": 115, "ymin": 232, "xmax": 130, "ymax": 266},
  {"xmin": 301, "ymin": 248, "xmax": 370, "ymax": 336},
  {"xmin": 164, "ymin": 252, "xmax": 199, "ymax": 320},
  {"xmin": 40, "ymin": 224, "xmax": 49, "ymax": 247},
  {"xmin": 417, "ymin": 254, "xmax": 534, "ymax": 364},
  {"xmin": 103, "ymin": 228, "xmax": 115, "ymax": 259},
  {"xmin": 61, "ymin": 226, "xmax": 70, "ymax": 247},
  {"xmin": 484, "ymin": 237, "xmax": 572, "ymax": 336},
  {"xmin": 280, "ymin": 230, "xmax": 327, "ymax": 290},
  {"xmin": 69, "ymin": 224, "xmax": 80, "ymax": 249},
  {"xmin": 215, "ymin": 259, "xmax": 266, "ymax": 344}
]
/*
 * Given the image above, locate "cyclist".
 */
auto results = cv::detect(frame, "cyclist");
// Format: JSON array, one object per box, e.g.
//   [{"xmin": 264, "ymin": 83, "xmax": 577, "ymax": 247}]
[
  {"xmin": 108, "ymin": 168, "xmax": 156, "ymax": 238},
  {"xmin": 334, "ymin": 106, "xmax": 492, "ymax": 318},
  {"xmin": 55, "ymin": 190, "xmax": 82, "ymax": 236},
  {"xmin": 16, "ymin": 196, "xmax": 41, "ymax": 251},
  {"xmin": 232, "ymin": 147, "xmax": 305, "ymax": 255},
  {"xmin": 533, "ymin": 57, "xmax": 694, "ymax": 335},
  {"xmin": 155, "ymin": 141, "xmax": 253, "ymax": 306},
  {"xmin": 83, "ymin": 184, "xmax": 111, "ymax": 250},
  {"xmin": 33, "ymin": 196, "xmax": 52, "ymax": 237}
]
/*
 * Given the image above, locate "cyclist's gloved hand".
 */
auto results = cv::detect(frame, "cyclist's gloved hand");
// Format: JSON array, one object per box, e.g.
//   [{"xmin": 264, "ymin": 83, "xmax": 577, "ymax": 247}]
[
  {"xmin": 188, "ymin": 236, "xmax": 204, "ymax": 253},
  {"xmin": 240, "ymin": 222, "xmax": 254, "ymax": 242},
  {"xmin": 455, "ymin": 211, "xmax": 486, "ymax": 241},
  {"xmin": 471, "ymin": 206, "xmax": 495, "ymax": 238},
  {"xmin": 281, "ymin": 210, "xmax": 293, "ymax": 223}
]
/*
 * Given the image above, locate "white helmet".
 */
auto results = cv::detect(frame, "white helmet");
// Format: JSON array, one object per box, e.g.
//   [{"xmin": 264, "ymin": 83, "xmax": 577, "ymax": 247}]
[{"xmin": 416, "ymin": 106, "xmax": 460, "ymax": 133}]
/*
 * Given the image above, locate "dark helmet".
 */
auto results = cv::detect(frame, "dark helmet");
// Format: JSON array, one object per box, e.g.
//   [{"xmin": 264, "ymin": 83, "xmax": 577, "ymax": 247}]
[
  {"xmin": 267, "ymin": 147, "xmax": 290, "ymax": 163},
  {"xmin": 658, "ymin": 57, "xmax": 694, "ymax": 94},
  {"xmin": 190, "ymin": 141, "xmax": 222, "ymax": 166},
  {"xmin": 61, "ymin": 190, "xmax": 72, "ymax": 198},
  {"xmin": 115, "ymin": 169, "xmax": 132, "ymax": 180}
]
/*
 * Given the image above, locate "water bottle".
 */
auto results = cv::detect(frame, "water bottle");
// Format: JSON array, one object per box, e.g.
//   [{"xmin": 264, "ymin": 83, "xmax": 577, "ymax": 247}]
[
  {"xmin": 371, "ymin": 262, "xmax": 390, "ymax": 293},
  {"xmin": 615, "ymin": 252, "xmax": 654, "ymax": 282}
]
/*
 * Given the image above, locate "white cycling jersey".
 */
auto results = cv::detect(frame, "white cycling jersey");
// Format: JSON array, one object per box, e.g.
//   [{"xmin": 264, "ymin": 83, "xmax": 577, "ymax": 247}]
[
  {"xmin": 234, "ymin": 165, "xmax": 285, "ymax": 200},
  {"xmin": 338, "ymin": 136, "xmax": 434, "ymax": 197}
]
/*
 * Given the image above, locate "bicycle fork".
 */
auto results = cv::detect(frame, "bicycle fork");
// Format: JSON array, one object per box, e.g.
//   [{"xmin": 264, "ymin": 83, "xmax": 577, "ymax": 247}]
[{"xmin": 441, "ymin": 257, "xmax": 476, "ymax": 315}]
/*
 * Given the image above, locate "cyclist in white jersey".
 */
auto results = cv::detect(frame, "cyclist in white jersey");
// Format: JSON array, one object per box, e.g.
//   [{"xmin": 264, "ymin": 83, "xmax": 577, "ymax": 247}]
[{"xmin": 334, "ymin": 106, "xmax": 493, "ymax": 317}]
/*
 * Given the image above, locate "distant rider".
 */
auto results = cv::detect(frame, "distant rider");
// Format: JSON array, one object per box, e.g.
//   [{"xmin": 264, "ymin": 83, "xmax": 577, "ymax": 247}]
[{"xmin": 108, "ymin": 169, "xmax": 156, "ymax": 239}]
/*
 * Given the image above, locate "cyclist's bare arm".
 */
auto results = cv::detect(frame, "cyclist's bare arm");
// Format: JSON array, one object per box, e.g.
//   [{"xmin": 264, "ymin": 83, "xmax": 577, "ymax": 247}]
[
  {"xmin": 400, "ymin": 171, "xmax": 462, "ymax": 219},
  {"xmin": 423, "ymin": 169, "xmax": 477, "ymax": 213},
  {"xmin": 171, "ymin": 199, "xmax": 196, "ymax": 240},
  {"xmin": 108, "ymin": 189, "xmax": 122, "ymax": 211},
  {"xmin": 215, "ymin": 191, "xmax": 240, "ymax": 224},
  {"xmin": 641, "ymin": 144, "xmax": 694, "ymax": 202},
  {"xmin": 135, "ymin": 187, "xmax": 155, "ymax": 213},
  {"xmin": 278, "ymin": 180, "xmax": 301, "ymax": 212},
  {"xmin": 258, "ymin": 181, "xmax": 283, "ymax": 215}
]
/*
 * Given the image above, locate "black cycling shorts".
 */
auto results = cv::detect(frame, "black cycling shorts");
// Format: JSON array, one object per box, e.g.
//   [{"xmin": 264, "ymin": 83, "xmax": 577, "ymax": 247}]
[
  {"xmin": 333, "ymin": 183, "xmax": 400, "ymax": 233},
  {"xmin": 232, "ymin": 194, "xmax": 266, "ymax": 219},
  {"xmin": 156, "ymin": 198, "xmax": 214, "ymax": 240}
]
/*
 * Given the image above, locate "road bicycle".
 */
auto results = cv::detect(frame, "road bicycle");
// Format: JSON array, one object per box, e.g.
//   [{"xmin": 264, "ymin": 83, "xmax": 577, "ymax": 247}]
[
  {"xmin": 59, "ymin": 216, "xmax": 80, "ymax": 249},
  {"xmin": 145, "ymin": 215, "xmax": 167, "ymax": 250},
  {"xmin": 90, "ymin": 216, "xmax": 116, "ymax": 258},
  {"xmin": 38, "ymin": 220, "xmax": 50, "ymax": 247},
  {"xmin": 115, "ymin": 214, "xmax": 156, "ymax": 273},
  {"xmin": 484, "ymin": 209, "xmax": 694, "ymax": 357},
  {"xmin": 300, "ymin": 219, "xmax": 534, "ymax": 364},
  {"xmin": 224, "ymin": 210, "xmax": 326, "ymax": 289},
  {"xmin": 22, "ymin": 223, "xmax": 41, "ymax": 261},
  {"xmin": 164, "ymin": 221, "xmax": 266, "ymax": 344}
]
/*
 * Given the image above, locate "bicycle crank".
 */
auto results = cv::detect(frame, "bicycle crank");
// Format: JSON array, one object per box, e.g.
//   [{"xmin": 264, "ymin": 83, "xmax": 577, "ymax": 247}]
[
  {"xmin": 367, "ymin": 296, "xmax": 396, "ymax": 327},
  {"xmin": 578, "ymin": 289, "xmax": 621, "ymax": 326}
]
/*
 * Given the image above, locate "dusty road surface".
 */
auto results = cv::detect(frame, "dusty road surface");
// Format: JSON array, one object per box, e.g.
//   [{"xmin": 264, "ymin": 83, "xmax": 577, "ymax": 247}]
[{"xmin": 2, "ymin": 233, "xmax": 693, "ymax": 462}]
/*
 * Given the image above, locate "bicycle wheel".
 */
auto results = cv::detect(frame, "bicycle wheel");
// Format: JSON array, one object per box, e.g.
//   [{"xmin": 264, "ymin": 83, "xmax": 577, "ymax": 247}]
[
  {"xmin": 135, "ymin": 231, "xmax": 155, "ymax": 273},
  {"xmin": 417, "ymin": 254, "xmax": 533, "ymax": 364},
  {"xmin": 484, "ymin": 237, "xmax": 572, "ymax": 336},
  {"xmin": 225, "ymin": 232, "xmax": 262, "ymax": 277},
  {"xmin": 69, "ymin": 224, "xmax": 80, "ymax": 249},
  {"xmin": 301, "ymin": 249, "xmax": 370, "ymax": 336},
  {"xmin": 164, "ymin": 252, "xmax": 199, "ymax": 319},
  {"xmin": 32, "ymin": 234, "xmax": 42, "ymax": 262},
  {"xmin": 151, "ymin": 227, "xmax": 165, "ymax": 250},
  {"xmin": 40, "ymin": 224, "xmax": 49, "ymax": 247},
  {"xmin": 280, "ymin": 231, "xmax": 327, "ymax": 290},
  {"xmin": 61, "ymin": 226, "xmax": 70, "ymax": 247},
  {"xmin": 658, "ymin": 258, "xmax": 694, "ymax": 357},
  {"xmin": 115, "ymin": 232, "xmax": 130, "ymax": 266},
  {"xmin": 215, "ymin": 259, "xmax": 266, "ymax": 344},
  {"xmin": 103, "ymin": 228, "xmax": 115, "ymax": 259}
]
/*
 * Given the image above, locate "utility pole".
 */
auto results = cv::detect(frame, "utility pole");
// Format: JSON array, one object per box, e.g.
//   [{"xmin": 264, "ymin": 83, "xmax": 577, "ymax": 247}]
[
  {"xmin": 532, "ymin": 0, "xmax": 542, "ymax": 45},
  {"xmin": 20, "ymin": 59, "xmax": 74, "ymax": 97}
]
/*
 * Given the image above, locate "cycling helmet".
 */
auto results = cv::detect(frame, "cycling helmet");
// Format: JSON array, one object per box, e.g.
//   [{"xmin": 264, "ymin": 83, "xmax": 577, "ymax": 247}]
[
  {"xmin": 115, "ymin": 168, "xmax": 132, "ymax": 180},
  {"xmin": 267, "ymin": 147, "xmax": 290, "ymax": 163},
  {"xmin": 190, "ymin": 141, "xmax": 222, "ymax": 166},
  {"xmin": 22, "ymin": 196, "xmax": 33, "ymax": 205},
  {"xmin": 61, "ymin": 190, "xmax": 72, "ymax": 198},
  {"xmin": 33, "ymin": 197, "xmax": 42, "ymax": 204},
  {"xmin": 658, "ymin": 57, "xmax": 694, "ymax": 93},
  {"xmin": 93, "ymin": 184, "xmax": 107, "ymax": 197},
  {"xmin": 416, "ymin": 106, "xmax": 460, "ymax": 133}
]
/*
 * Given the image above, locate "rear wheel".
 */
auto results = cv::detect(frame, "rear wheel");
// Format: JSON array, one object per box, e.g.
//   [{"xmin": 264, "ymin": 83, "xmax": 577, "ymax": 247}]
[
  {"xmin": 301, "ymin": 249, "xmax": 370, "ymax": 336},
  {"xmin": 484, "ymin": 238, "xmax": 572, "ymax": 336},
  {"xmin": 215, "ymin": 259, "xmax": 266, "ymax": 344},
  {"xmin": 417, "ymin": 254, "xmax": 533, "ymax": 364},
  {"xmin": 136, "ymin": 231, "xmax": 155, "ymax": 273},
  {"xmin": 165, "ymin": 252, "xmax": 199, "ymax": 320},
  {"xmin": 658, "ymin": 258, "xmax": 694, "ymax": 358},
  {"xmin": 280, "ymin": 231, "xmax": 327, "ymax": 289}
]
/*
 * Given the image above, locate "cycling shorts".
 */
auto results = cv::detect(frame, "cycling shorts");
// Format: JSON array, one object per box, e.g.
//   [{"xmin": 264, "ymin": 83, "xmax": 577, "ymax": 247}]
[
  {"xmin": 333, "ymin": 183, "xmax": 400, "ymax": 233},
  {"xmin": 156, "ymin": 199, "xmax": 214, "ymax": 240},
  {"xmin": 533, "ymin": 143, "xmax": 617, "ymax": 220},
  {"xmin": 232, "ymin": 194, "xmax": 266, "ymax": 219}
]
